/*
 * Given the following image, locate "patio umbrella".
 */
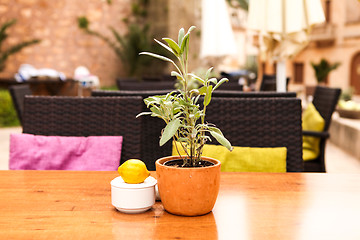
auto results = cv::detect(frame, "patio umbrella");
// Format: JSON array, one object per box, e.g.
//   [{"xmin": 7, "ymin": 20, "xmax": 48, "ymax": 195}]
[
  {"xmin": 247, "ymin": 0, "xmax": 325, "ymax": 92},
  {"xmin": 200, "ymin": 0, "xmax": 237, "ymax": 58}
]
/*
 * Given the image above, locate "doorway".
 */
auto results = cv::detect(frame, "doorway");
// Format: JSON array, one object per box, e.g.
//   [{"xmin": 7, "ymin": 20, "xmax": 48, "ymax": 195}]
[{"xmin": 350, "ymin": 52, "xmax": 360, "ymax": 94}]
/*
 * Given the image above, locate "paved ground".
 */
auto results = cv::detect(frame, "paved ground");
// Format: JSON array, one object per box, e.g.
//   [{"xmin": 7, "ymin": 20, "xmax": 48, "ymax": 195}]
[{"xmin": 1, "ymin": 126, "xmax": 360, "ymax": 172}]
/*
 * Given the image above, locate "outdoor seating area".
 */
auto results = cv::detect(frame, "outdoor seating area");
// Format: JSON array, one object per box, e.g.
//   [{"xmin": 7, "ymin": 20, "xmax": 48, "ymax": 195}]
[
  {"xmin": 1, "ymin": 0, "xmax": 360, "ymax": 239},
  {"xmin": 4, "ymin": 78, "xmax": 360, "ymax": 238}
]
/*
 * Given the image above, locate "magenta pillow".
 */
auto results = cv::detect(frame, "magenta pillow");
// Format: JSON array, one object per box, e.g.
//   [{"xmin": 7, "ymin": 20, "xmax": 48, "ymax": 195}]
[{"xmin": 9, "ymin": 133, "xmax": 123, "ymax": 170}]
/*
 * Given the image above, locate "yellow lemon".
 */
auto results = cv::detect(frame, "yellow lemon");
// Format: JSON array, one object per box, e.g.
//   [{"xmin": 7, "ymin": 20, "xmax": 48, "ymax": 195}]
[{"xmin": 118, "ymin": 159, "xmax": 150, "ymax": 184}]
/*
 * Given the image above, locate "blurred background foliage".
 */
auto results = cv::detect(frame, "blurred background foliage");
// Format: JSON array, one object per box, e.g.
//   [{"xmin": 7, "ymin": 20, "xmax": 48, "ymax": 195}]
[
  {"xmin": 226, "ymin": 0, "xmax": 248, "ymax": 11},
  {"xmin": 0, "ymin": 19, "xmax": 40, "ymax": 72},
  {"xmin": 0, "ymin": 89, "xmax": 19, "ymax": 127},
  {"xmin": 311, "ymin": 58, "xmax": 341, "ymax": 84},
  {"xmin": 78, "ymin": 0, "xmax": 169, "ymax": 80}
]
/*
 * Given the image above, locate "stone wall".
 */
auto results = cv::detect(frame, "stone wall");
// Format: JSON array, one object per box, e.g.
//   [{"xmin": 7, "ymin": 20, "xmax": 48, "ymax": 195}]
[
  {"xmin": 0, "ymin": 0, "xmax": 130, "ymax": 87},
  {"xmin": 291, "ymin": 0, "xmax": 360, "ymax": 93},
  {"xmin": 0, "ymin": 0, "xmax": 203, "ymax": 87}
]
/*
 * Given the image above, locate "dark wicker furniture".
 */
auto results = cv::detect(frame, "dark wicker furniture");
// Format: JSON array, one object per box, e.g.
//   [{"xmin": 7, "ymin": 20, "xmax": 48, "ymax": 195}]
[
  {"xmin": 212, "ymin": 90, "xmax": 297, "ymax": 98},
  {"xmin": 303, "ymin": 86, "xmax": 341, "ymax": 172},
  {"xmin": 9, "ymin": 84, "xmax": 32, "ymax": 124},
  {"xmin": 92, "ymin": 90, "xmax": 172, "ymax": 170},
  {"xmin": 92, "ymin": 90, "xmax": 303, "ymax": 172},
  {"xmin": 206, "ymin": 97, "xmax": 303, "ymax": 172},
  {"xmin": 260, "ymin": 74, "xmax": 290, "ymax": 91},
  {"xmin": 215, "ymin": 81, "xmax": 243, "ymax": 91},
  {"xmin": 22, "ymin": 96, "xmax": 144, "ymax": 168},
  {"xmin": 116, "ymin": 80, "xmax": 175, "ymax": 91},
  {"xmin": 92, "ymin": 89, "xmax": 171, "ymax": 97},
  {"xmin": 93, "ymin": 89, "xmax": 297, "ymax": 99}
]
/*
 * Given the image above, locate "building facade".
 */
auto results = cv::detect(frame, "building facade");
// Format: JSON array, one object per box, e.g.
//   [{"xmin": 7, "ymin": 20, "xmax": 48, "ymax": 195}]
[{"xmin": 291, "ymin": 0, "xmax": 360, "ymax": 94}]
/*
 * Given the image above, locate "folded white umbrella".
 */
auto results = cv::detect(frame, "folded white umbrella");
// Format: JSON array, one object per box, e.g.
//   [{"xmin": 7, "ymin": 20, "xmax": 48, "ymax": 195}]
[
  {"xmin": 200, "ymin": 0, "xmax": 237, "ymax": 58},
  {"xmin": 247, "ymin": 0, "xmax": 325, "ymax": 92}
]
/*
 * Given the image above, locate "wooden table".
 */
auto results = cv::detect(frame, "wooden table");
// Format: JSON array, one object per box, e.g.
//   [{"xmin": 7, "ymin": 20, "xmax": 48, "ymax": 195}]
[{"xmin": 1, "ymin": 171, "xmax": 360, "ymax": 239}]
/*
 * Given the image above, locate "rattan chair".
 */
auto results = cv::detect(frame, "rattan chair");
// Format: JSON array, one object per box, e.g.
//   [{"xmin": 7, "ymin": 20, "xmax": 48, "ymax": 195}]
[
  {"xmin": 206, "ymin": 97, "xmax": 303, "ymax": 172},
  {"xmin": 92, "ymin": 90, "xmax": 303, "ymax": 171},
  {"xmin": 215, "ymin": 81, "xmax": 243, "ymax": 91},
  {"xmin": 91, "ymin": 90, "xmax": 172, "ymax": 170},
  {"xmin": 93, "ymin": 89, "xmax": 297, "ymax": 99},
  {"xmin": 212, "ymin": 90, "xmax": 297, "ymax": 98},
  {"xmin": 116, "ymin": 79, "xmax": 175, "ymax": 91},
  {"xmin": 9, "ymin": 84, "xmax": 32, "ymax": 125},
  {"xmin": 92, "ymin": 89, "xmax": 171, "ymax": 97},
  {"xmin": 260, "ymin": 74, "xmax": 290, "ymax": 91},
  {"xmin": 303, "ymin": 86, "xmax": 341, "ymax": 172},
  {"xmin": 22, "ymin": 96, "xmax": 144, "ymax": 168}
]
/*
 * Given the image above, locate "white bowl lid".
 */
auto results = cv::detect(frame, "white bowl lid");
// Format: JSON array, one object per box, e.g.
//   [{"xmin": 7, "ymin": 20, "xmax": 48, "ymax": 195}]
[{"xmin": 111, "ymin": 176, "xmax": 157, "ymax": 189}]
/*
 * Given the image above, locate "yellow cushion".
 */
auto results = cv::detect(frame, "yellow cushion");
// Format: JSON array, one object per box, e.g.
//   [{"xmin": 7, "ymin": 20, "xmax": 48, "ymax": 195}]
[
  {"xmin": 302, "ymin": 103, "xmax": 325, "ymax": 161},
  {"xmin": 172, "ymin": 142, "xmax": 287, "ymax": 172}
]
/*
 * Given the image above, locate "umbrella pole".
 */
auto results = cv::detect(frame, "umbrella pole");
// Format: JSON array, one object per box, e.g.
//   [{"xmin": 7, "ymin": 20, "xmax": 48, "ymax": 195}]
[{"xmin": 276, "ymin": 60, "xmax": 286, "ymax": 92}]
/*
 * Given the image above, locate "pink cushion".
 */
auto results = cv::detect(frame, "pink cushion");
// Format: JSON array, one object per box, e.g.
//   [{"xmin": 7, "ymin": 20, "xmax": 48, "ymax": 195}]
[{"xmin": 9, "ymin": 134, "xmax": 123, "ymax": 170}]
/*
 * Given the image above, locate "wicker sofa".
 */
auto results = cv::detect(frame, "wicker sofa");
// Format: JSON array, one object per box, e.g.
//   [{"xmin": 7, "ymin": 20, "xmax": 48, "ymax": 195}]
[{"xmin": 91, "ymin": 90, "xmax": 303, "ymax": 172}]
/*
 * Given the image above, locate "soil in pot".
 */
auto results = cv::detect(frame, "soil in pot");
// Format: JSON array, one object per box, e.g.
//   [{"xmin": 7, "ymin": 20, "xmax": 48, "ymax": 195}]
[{"xmin": 164, "ymin": 159, "xmax": 214, "ymax": 168}]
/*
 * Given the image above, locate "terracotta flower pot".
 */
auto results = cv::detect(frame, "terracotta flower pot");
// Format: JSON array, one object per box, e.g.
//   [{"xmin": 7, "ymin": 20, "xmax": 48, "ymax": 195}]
[{"xmin": 155, "ymin": 155, "xmax": 221, "ymax": 216}]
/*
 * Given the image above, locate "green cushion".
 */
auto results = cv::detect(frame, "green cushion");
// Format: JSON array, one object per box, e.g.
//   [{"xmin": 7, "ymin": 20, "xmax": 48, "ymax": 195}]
[
  {"xmin": 302, "ymin": 103, "xmax": 325, "ymax": 161},
  {"xmin": 172, "ymin": 142, "xmax": 287, "ymax": 172}
]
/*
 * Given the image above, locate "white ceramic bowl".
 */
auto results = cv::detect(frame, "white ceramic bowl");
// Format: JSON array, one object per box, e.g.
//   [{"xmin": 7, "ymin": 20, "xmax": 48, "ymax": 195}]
[{"xmin": 110, "ymin": 176, "xmax": 157, "ymax": 214}]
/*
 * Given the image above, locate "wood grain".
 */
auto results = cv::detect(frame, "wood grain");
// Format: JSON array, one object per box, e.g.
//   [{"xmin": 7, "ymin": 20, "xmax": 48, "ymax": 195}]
[{"xmin": 1, "ymin": 171, "xmax": 360, "ymax": 239}]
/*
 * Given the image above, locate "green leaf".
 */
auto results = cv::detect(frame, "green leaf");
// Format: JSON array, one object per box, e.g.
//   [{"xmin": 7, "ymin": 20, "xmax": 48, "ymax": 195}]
[
  {"xmin": 135, "ymin": 112, "xmax": 152, "ymax": 118},
  {"xmin": 154, "ymin": 39, "xmax": 174, "ymax": 54},
  {"xmin": 171, "ymin": 71, "xmax": 183, "ymax": 80},
  {"xmin": 189, "ymin": 89, "xmax": 199, "ymax": 96},
  {"xmin": 194, "ymin": 95, "xmax": 201, "ymax": 104},
  {"xmin": 144, "ymin": 96, "xmax": 162, "ymax": 106},
  {"xmin": 209, "ymin": 131, "xmax": 233, "ymax": 151},
  {"xmin": 163, "ymin": 38, "xmax": 180, "ymax": 55},
  {"xmin": 204, "ymin": 85, "xmax": 213, "ymax": 107},
  {"xmin": 140, "ymin": 52, "xmax": 175, "ymax": 64},
  {"xmin": 187, "ymin": 26, "xmax": 196, "ymax": 34},
  {"xmin": 205, "ymin": 67, "xmax": 213, "ymax": 79},
  {"xmin": 164, "ymin": 101, "xmax": 174, "ymax": 117},
  {"xmin": 180, "ymin": 34, "xmax": 189, "ymax": 54},
  {"xmin": 208, "ymin": 78, "xmax": 218, "ymax": 85},
  {"xmin": 150, "ymin": 106, "xmax": 163, "ymax": 116},
  {"xmin": 198, "ymin": 86, "xmax": 207, "ymax": 95},
  {"xmin": 188, "ymin": 73, "xmax": 205, "ymax": 84},
  {"xmin": 160, "ymin": 118, "xmax": 181, "ymax": 146},
  {"xmin": 194, "ymin": 110, "xmax": 202, "ymax": 120},
  {"xmin": 177, "ymin": 137, "xmax": 188, "ymax": 142},
  {"xmin": 173, "ymin": 112, "xmax": 182, "ymax": 119},
  {"xmin": 208, "ymin": 127, "xmax": 224, "ymax": 136},
  {"xmin": 213, "ymin": 78, "xmax": 229, "ymax": 91},
  {"xmin": 178, "ymin": 28, "xmax": 185, "ymax": 46},
  {"xmin": 180, "ymin": 26, "xmax": 195, "ymax": 53}
]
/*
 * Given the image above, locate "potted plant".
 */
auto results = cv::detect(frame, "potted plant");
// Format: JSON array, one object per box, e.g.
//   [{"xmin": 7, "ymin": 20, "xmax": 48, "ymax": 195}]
[
  {"xmin": 311, "ymin": 58, "xmax": 340, "ymax": 85},
  {"xmin": 137, "ymin": 26, "xmax": 233, "ymax": 216}
]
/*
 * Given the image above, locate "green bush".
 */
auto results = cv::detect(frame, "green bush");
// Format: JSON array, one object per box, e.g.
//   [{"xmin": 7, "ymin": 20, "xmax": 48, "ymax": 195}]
[
  {"xmin": 100, "ymin": 85, "xmax": 118, "ymax": 91},
  {"xmin": 0, "ymin": 89, "xmax": 20, "ymax": 127}
]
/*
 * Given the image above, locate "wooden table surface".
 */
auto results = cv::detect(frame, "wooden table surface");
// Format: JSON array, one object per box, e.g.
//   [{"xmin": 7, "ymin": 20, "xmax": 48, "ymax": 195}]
[{"xmin": 1, "ymin": 171, "xmax": 360, "ymax": 240}]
